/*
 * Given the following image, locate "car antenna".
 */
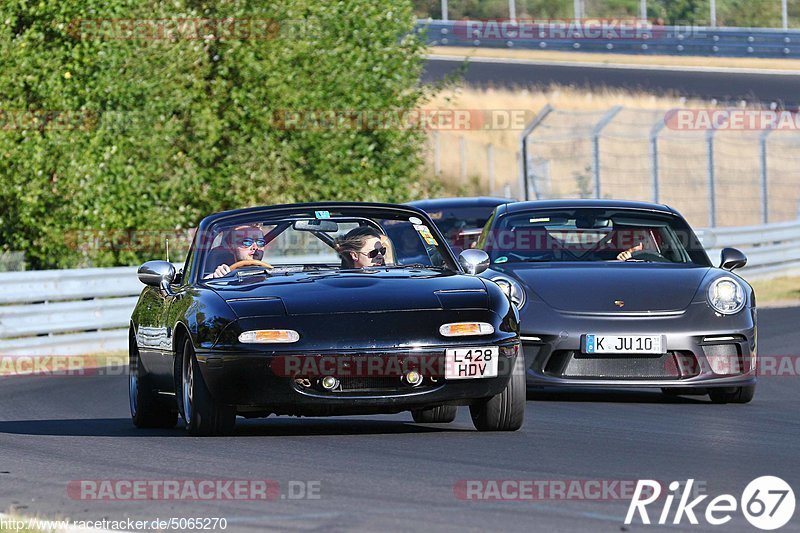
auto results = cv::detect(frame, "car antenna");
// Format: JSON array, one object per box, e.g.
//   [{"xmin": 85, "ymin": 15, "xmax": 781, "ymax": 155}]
[{"xmin": 165, "ymin": 238, "xmax": 170, "ymax": 263}]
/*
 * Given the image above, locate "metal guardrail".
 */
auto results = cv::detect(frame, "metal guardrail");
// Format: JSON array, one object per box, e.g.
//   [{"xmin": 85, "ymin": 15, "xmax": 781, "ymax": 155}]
[
  {"xmin": 0, "ymin": 231, "xmax": 796, "ymax": 357},
  {"xmin": 706, "ymin": 219, "xmax": 800, "ymax": 277},
  {"xmin": 416, "ymin": 20, "xmax": 800, "ymax": 59}
]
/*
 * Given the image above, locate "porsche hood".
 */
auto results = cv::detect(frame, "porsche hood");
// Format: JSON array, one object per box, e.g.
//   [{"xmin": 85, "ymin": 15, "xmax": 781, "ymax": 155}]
[{"xmin": 494, "ymin": 263, "xmax": 711, "ymax": 313}]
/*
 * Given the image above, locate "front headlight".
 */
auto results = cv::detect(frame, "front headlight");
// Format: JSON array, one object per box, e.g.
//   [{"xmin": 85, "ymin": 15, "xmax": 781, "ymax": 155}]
[
  {"xmin": 492, "ymin": 276, "xmax": 525, "ymax": 308},
  {"xmin": 707, "ymin": 277, "xmax": 746, "ymax": 315}
]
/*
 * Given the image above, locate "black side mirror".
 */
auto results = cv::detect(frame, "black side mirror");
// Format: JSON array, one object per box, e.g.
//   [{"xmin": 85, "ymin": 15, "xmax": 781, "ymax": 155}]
[{"xmin": 719, "ymin": 248, "xmax": 747, "ymax": 271}]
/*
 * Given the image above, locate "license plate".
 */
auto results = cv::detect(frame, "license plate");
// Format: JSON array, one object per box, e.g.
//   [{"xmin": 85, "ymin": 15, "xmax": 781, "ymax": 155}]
[
  {"xmin": 445, "ymin": 347, "xmax": 499, "ymax": 379},
  {"xmin": 583, "ymin": 335, "xmax": 665, "ymax": 354}
]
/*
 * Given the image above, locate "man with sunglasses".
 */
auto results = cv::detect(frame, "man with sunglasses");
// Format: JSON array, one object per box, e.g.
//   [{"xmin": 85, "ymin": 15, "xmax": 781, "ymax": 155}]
[{"xmin": 205, "ymin": 225, "xmax": 267, "ymax": 279}]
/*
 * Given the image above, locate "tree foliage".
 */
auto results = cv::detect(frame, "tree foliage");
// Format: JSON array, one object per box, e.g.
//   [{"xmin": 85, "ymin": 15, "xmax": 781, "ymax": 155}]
[{"xmin": 0, "ymin": 0, "xmax": 436, "ymax": 269}]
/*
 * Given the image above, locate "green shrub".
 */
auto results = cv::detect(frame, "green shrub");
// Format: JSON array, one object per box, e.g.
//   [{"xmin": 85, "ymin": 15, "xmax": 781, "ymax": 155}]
[{"xmin": 0, "ymin": 0, "xmax": 437, "ymax": 269}]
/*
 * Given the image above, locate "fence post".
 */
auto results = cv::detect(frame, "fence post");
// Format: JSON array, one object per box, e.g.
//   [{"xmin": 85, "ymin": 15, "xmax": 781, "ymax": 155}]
[
  {"xmin": 487, "ymin": 143, "xmax": 495, "ymax": 195},
  {"xmin": 649, "ymin": 116, "xmax": 666, "ymax": 204},
  {"xmin": 519, "ymin": 104, "xmax": 553, "ymax": 201},
  {"xmin": 433, "ymin": 131, "xmax": 441, "ymax": 176},
  {"xmin": 707, "ymin": 126, "xmax": 716, "ymax": 227},
  {"xmin": 640, "ymin": 0, "xmax": 647, "ymax": 21},
  {"xmin": 573, "ymin": 0, "xmax": 584, "ymax": 18},
  {"xmin": 759, "ymin": 126, "xmax": 774, "ymax": 224},
  {"xmin": 710, "ymin": 0, "xmax": 716, "ymax": 27},
  {"xmin": 508, "ymin": 0, "xmax": 516, "ymax": 21},
  {"xmin": 782, "ymin": 0, "xmax": 788, "ymax": 30},
  {"xmin": 459, "ymin": 135, "xmax": 466, "ymax": 182},
  {"xmin": 441, "ymin": 0, "xmax": 448, "ymax": 21},
  {"xmin": 591, "ymin": 106, "xmax": 623, "ymax": 199}
]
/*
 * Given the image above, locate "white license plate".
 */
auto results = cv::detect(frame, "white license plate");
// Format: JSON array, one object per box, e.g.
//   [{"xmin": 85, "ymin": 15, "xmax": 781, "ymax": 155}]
[
  {"xmin": 445, "ymin": 347, "xmax": 499, "ymax": 379},
  {"xmin": 584, "ymin": 335, "xmax": 665, "ymax": 354}
]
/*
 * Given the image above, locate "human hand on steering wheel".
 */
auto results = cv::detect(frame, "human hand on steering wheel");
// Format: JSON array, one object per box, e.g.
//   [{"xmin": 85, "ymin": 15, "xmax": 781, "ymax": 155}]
[
  {"xmin": 617, "ymin": 243, "xmax": 644, "ymax": 261},
  {"xmin": 228, "ymin": 259, "xmax": 273, "ymax": 271}
]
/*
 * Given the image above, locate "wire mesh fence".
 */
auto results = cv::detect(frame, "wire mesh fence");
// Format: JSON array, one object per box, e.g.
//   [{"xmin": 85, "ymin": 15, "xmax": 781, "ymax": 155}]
[{"xmin": 426, "ymin": 105, "xmax": 800, "ymax": 228}]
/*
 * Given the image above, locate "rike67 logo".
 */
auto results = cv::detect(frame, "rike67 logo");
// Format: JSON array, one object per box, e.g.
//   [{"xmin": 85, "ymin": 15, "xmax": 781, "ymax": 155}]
[{"xmin": 625, "ymin": 477, "xmax": 795, "ymax": 530}]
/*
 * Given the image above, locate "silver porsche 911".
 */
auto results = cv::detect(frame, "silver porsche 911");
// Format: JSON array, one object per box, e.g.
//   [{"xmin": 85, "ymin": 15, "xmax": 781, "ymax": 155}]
[{"xmin": 476, "ymin": 199, "xmax": 756, "ymax": 403}]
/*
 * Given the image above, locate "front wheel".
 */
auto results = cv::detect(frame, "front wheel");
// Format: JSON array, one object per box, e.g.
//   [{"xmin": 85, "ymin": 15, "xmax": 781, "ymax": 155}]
[
  {"xmin": 470, "ymin": 353, "xmax": 525, "ymax": 431},
  {"xmin": 412, "ymin": 405, "xmax": 457, "ymax": 423},
  {"xmin": 179, "ymin": 341, "xmax": 236, "ymax": 436},
  {"xmin": 129, "ymin": 334, "xmax": 177, "ymax": 428},
  {"xmin": 708, "ymin": 385, "xmax": 755, "ymax": 404}
]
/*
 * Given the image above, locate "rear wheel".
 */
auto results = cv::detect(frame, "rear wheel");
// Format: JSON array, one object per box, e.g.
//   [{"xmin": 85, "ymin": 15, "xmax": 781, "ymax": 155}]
[
  {"xmin": 708, "ymin": 385, "xmax": 755, "ymax": 404},
  {"xmin": 129, "ymin": 333, "xmax": 177, "ymax": 428},
  {"xmin": 470, "ymin": 353, "xmax": 525, "ymax": 431},
  {"xmin": 179, "ymin": 340, "xmax": 236, "ymax": 436},
  {"xmin": 412, "ymin": 405, "xmax": 457, "ymax": 423}
]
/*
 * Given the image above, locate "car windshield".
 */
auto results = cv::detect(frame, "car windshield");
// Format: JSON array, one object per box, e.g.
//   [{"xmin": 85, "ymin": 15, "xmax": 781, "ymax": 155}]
[
  {"xmin": 425, "ymin": 205, "xmax": 501, "ymax": 250},
  {"xmin": 197, "ymin": 206, "xmax": 457, "ymax": 279},
  {"xmin": 478, "ymin": 208, "xmax": 710, "ymax": 266}
]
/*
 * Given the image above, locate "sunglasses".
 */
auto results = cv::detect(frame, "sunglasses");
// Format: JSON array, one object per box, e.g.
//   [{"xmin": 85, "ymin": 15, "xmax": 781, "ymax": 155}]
[
  {"xmin": 359, "ymin": 247, "xmax": 387, "ymax": 259},
  {"xmin": 238, "ymin": 238, "xmax": 266, "ymax": 248}
]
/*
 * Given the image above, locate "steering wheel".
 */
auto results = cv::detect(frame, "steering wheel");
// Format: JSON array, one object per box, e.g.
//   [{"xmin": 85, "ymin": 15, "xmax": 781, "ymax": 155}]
[
  {"xmin": 629, "ymin": 250, "xmax": 670, "ymax": 263},
  {"xmin": 228, "ymin": 259, "xmax": 273, "ymax": 271}
]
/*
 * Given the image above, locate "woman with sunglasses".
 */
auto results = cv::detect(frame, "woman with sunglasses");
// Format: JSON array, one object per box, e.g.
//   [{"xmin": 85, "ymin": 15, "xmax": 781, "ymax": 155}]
[
  {"xmin": 205, "ymin": 225, "xmax": 267, "ymax": 278},
  {"xmin": 334, "ymin": 226, "xmax": 392, "ymax": 269}
]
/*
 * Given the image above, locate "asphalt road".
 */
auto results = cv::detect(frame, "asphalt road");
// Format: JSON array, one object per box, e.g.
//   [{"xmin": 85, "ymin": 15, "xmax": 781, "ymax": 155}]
[
  {"xmin": 424, "ymin": 57, "xmax": 800, "ymax": 106},
  {"xmin": 1, "ymin": 307, "xmax": 798, "ymax": 532}
]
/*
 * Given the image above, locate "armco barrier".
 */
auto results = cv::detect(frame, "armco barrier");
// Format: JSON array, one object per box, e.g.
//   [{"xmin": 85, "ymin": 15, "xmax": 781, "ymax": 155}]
[
  {"xmin": 417, "ymin": 20, "xmax": 800, "ymax": 59},
  {"xmin": 0, "ymin": 230, "xmax": 796, "ymax": 357}
]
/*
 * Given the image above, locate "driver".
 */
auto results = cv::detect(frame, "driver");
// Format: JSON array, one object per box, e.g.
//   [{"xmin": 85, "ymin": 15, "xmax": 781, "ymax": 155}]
[
  {"xmin": 205, "ymin": 225, "xmax": 266, "ymax": 278},
  {"xmin": 616, "ymin": 229, "xmax": 658, "ymax": 261}
]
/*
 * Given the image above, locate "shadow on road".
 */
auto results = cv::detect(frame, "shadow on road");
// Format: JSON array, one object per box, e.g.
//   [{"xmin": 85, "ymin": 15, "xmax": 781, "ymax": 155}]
[
  {"xmin": 0, "ymin": 417, "xmax": 470, "ymax": 437},
  {"xmin": 526, "ymin": 387, "xmax": 710, "ymax": 404}
]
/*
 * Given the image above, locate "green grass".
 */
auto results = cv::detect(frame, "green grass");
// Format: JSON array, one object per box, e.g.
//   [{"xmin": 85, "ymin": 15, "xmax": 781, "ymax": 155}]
[{"xmin": 749, "ymin": 276, "xmax": 800, "ymax": 306}]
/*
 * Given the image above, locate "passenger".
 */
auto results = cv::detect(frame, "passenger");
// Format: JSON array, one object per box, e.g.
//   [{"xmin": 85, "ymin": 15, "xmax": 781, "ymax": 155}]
[
  {"xmin": 205, "ymin": 225, "xmax": 267, "ymax": 278},
  {"xmin": 333, "ymin": 226, "xmax": 391, "ymax": 268}
]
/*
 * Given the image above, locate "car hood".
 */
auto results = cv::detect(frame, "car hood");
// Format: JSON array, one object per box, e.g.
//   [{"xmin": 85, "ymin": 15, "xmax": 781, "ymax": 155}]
[
  {"xmin": 493, "ymin": 263, "xmax": 711, "ymax": 313},
  {"xmin": 203, "ymin": 268, "xmax": 489, "ymax": 317}
]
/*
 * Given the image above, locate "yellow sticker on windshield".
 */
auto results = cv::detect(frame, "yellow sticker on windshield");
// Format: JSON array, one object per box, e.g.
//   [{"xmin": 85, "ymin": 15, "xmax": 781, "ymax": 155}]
[{"xmin": 414, "ymin": 224, "xmax": 438, "ymax": 246}]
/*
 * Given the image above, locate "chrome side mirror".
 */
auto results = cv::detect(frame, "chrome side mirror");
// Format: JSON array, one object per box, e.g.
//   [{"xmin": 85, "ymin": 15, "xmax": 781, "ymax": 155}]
[
  {"xmin": 138, "ymin": 260, "xmax": 176, "ymax": 292},
  {"xmin": 459, "ymin": 249, "xmax": 490, "ymax": 275},
  {"xmin": 719, "ymin": 248, "xmax": 747, "ymax": 271}
]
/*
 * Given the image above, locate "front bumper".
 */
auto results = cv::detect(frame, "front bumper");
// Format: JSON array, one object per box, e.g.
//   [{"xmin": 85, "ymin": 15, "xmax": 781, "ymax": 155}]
[
  {"xmin": 195, "ymin": 343, "xmax": 520, "ymax": 416},
  {"xmin": 520, "ymin": 303, "xmax": 756, "ymax": 389}
]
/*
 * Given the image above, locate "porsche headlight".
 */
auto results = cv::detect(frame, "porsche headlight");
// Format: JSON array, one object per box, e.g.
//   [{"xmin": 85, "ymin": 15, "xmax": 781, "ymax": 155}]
[
  {"xmin": 707, "ymin": 277, "xmax": 746, "ymax": 315},
  {"xmin": 492, "ymin": 276, "xmax": 525, "ymax": 309}
]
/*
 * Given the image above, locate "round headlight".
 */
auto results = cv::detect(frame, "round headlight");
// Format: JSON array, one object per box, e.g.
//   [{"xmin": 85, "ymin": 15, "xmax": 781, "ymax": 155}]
[
  {"xmin": 707, "ymin": 277, "xmax": 746, "ymax": 315},
  {"xmin": 492, "ymin": 276, "xmax": 525, "ymax": 309}
]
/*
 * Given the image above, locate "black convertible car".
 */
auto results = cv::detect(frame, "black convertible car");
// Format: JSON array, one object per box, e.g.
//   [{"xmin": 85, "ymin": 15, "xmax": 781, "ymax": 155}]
[
  {"xmin": 476, "ymin": 199, "xmax": 756, "ymax": 403},
  {"xmin": 130, "ymin": 203, "xmax": 524, "ymax": 435}
]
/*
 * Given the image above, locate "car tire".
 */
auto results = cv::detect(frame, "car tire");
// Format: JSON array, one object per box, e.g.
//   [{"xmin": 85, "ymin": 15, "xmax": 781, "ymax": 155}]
[
  {"xmin": 179, "ymin": 340, "xmax": 236, "ymax": 436},
  {"xmin": 708, "ymin": 385, "xmax": 756, "ymax": 404},
  {"xmin": 412, "ymin": 405, "xmax": 457, "ymax": 423},
  {"xmin": 470, "ymin": 353, "xmax": 525, "ymax": 431},
  {"xmin": 129, "ymin": 333, "xmax": 177, "ymax": 429}
]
